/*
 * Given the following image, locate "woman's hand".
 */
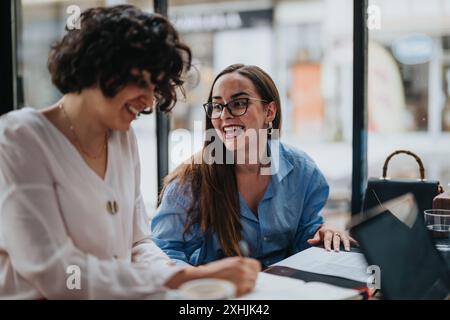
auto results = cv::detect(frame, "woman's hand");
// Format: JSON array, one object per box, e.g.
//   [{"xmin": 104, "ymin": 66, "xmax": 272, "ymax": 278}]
[
  {"xmin": 165, "ymin": 257, "xmax": 261, "ymax": 297},
  {"xmin": 307, "ymin": 224, "xmax": 357, "ymax": 252},
  {"xmin": 198, "ymin": 257, "xmax": 261, "ymax": 296}
]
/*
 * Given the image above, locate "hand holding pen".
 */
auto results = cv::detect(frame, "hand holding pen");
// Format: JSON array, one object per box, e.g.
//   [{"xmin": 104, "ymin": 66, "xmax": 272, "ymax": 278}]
[{"xmin": 183, "ymin": 240, "xmax": 260, "ymax": 296}]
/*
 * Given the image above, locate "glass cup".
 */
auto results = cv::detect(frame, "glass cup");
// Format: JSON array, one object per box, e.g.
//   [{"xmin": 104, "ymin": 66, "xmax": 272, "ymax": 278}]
[{"xmin": 424, "ymin": 209, "xmax": 450, "ymax": 252}]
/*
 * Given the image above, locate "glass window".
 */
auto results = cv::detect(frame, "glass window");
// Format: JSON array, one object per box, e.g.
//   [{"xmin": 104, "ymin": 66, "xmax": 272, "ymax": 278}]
[
  {"xmin": 19, "ymin": 0, "xmax": 158, "ymax": 214},
  {"xmin": 368, "ymin": 0, "xmax": 450, "ymax": 190},
  {"xmin": 168, "ymin": 0, "xmax": 354, "ymax": 228}
]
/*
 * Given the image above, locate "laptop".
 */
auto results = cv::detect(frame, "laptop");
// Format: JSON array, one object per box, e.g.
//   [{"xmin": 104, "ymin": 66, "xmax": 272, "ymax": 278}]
[{"xmin": 349, "ymin": 193, "xmax": 450, "ymax": 299}]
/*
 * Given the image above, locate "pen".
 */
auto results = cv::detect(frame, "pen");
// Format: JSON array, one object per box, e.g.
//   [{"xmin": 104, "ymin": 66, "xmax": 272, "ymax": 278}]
[{"xmin": 238, "ymin": 240, "xmax": 250, "ymax": 257}]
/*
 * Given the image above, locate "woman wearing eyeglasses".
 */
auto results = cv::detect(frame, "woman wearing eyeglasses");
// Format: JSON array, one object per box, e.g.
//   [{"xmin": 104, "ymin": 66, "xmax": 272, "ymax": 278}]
[
  {"xmin": 152, "ymin": 64, "xmax": 356, "ymax": 268},
  {"xmin": 0, "ymin": 7, "xmax": 259, "ymax": 299}
]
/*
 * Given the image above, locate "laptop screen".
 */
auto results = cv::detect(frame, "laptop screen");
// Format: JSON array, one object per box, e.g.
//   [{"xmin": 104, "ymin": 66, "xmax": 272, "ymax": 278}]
[{"xmin": 350, "ymin": 194, "xmax": 450, "ymax": 299}]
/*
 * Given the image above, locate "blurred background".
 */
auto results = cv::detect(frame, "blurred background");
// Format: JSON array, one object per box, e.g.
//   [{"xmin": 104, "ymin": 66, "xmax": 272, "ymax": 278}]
[{"xmin": 17, "ymin": 0, "xmax": 450, "ymax": 227}]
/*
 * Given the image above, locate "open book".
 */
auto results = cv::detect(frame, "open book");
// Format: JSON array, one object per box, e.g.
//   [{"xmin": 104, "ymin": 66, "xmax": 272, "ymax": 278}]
[
  {"xmin": 272, "ymin": 246, "xmax": 369, "ymax": 284},
  {"xmin": 237, "ymin": 272, "xmax": 361, "ymax": 300}
]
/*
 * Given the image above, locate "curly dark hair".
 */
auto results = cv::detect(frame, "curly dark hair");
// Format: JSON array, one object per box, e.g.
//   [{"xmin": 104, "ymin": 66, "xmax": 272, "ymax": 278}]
[{"xmin": 48, "ymin": 5, "xmax": 191, "ymax": 112}]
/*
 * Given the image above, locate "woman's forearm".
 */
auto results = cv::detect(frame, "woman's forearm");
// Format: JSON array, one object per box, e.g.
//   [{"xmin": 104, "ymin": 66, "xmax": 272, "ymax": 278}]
[{"xmin": 164, "ymin": 265, "xmax": 208, "ymax": 289}]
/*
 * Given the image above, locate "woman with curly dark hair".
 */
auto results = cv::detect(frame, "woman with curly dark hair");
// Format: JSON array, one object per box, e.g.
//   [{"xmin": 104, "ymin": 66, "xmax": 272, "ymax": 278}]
[{"xmin": 0, "ymin": 5, "xmax": 259, "ymax": 299}]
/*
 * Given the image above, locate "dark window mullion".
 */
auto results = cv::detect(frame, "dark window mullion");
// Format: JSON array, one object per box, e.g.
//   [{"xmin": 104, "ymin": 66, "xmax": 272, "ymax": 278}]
[
  {"xmin": 154, "ymin": 0, "xmax": 170, "ymax": 194},
  {"xmin": 0, "ymin": 0, "xmax": 18, "ymax": 115},
  {"xmin": 351, "ymin": 0, "xmax": 369, "ymax": 215}
]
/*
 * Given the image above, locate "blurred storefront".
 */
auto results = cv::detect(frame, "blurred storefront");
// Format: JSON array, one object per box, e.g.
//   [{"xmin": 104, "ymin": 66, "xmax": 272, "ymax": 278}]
[{"xmin": 368, "ymin": 0, "xmax": 450, "ymax": 190}]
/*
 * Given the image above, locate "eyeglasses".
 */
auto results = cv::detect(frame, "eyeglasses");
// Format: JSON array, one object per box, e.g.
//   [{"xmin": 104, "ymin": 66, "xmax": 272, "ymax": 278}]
[{"xmin": 203, "ymin": 97, "xmax": 269, "ymax": 119}]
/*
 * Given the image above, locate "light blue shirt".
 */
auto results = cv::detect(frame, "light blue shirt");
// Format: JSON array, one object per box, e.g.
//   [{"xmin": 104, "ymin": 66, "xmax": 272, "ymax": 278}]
[{"xmin": 151, "ymin": 142, "xmax": 329, "ymax": 268}]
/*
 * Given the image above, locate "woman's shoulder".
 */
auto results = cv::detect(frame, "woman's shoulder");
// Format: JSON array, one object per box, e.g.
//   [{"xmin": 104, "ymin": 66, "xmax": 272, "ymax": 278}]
[
  {"xmin": 0, "ymin": 108, "xmax": 56, "ymax": 183},
  {"xmin": 0, "ymin": 107, "xmax": 43, "ymax": 127},
  {"xmin": 0, "ymin": 107, "xmax": 48, "ymax": 146},
  {"xmin": 159, "ymin": 165, "xmax": 196, "ymax": 209},
  {"xmin": 278, "ymin": 142, "xmax": 329, "ymax": 191},
  {"xmin": 279, "ymin": 142, "xmax": 318, "ymax": 172},
  {"xmin": 163, "ymin": 174, "xmax": 193, "ymax": 198}
]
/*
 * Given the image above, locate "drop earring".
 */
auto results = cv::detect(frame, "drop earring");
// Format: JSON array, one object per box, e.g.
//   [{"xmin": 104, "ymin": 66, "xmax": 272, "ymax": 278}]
[{"xmin": 267, "ymin": 121, "xmax": 273, "ymax": 136}]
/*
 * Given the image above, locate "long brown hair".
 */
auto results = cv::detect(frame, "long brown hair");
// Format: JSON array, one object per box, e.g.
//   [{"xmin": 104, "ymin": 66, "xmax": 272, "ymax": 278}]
[{"xmin": 160, "ymin": 64, "xmax": 282, "ymax": 257}]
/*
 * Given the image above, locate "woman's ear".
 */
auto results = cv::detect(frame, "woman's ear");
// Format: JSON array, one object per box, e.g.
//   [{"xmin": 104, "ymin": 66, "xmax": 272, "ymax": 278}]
[{"xmin": 265, "ymin": 101, "xmax": 277, "ymax": 123}]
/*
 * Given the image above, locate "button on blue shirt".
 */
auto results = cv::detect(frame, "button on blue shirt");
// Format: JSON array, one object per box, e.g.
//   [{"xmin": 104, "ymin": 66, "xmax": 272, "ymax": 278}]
[{"xmin": 151, "ymin": 142, "xmax": 329, "ymax": 267}]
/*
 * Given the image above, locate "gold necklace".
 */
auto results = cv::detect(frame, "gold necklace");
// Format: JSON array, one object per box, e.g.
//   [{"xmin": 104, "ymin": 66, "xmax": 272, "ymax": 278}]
[{"xmin": 59, "ymin": 103, "xmax": 108, "ymax": 160}]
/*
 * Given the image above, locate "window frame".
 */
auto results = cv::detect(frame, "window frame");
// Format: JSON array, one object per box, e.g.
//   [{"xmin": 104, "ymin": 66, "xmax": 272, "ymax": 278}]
[
  {"xmin": 3, "ymin": 0, "xmax": 369, "ymax": 214},
  {"xmin": 352, "ymin": 0, "xmax": 369, "ymax": 215},
  {"xmin": 1, "ymin": 0, "xmax": 21, "ymax": 115}
]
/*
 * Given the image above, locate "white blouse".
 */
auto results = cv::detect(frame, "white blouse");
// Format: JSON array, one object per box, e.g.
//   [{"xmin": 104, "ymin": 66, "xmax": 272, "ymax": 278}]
[{"xmin": 0, "ymin": 107, "xmax": 181, "ymax": 299}]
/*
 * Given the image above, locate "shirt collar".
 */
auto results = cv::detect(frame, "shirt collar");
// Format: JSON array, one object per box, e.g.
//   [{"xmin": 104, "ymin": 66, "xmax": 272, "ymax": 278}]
[{"xmin": 266, "ymin": 140, "xmax": 293, "ymax": 183}]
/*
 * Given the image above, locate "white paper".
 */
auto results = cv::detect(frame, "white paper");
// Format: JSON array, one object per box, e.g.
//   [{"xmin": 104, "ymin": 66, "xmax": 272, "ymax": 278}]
[
  {"xmin": 272, "ymin": 247, "xmax": 369, "ymax": 283},
  {"xmin": 237, "ymin": 272, "xmax": 359, "ymax": 300}
]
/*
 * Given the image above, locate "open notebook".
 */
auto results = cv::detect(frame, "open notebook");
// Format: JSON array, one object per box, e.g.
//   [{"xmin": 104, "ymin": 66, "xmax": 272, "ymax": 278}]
[
  {"xmin": 236, "ymin": 272, "xmax": 361, "ymax": 300},
  {"xmin": 271, "ymin": 246, "xmax": 369, "ymax": 285}
]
